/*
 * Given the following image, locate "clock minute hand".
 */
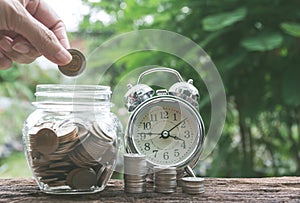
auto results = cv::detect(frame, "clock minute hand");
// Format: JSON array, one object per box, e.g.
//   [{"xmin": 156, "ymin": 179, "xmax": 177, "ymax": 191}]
[{"xmin": 167, "ymin": 118, "xmax": 187, "ymax": 132}]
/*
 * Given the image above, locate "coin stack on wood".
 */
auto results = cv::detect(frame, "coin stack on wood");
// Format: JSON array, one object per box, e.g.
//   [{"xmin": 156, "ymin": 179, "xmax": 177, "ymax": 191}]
[
  {"xmin": 123, "ymin": 153, "xmax": 147, "ymax": 193},
  {"xmin": 27, "ymin": 121, "xmax": 117, "ymax": 189},
  {"xmin": 58, "ymin": 49, "xmax": 86, "ymax": 77},
  {"xmin": 181, "ymin": 177, "xmax": 205, "ymax": 194},
  {"xmin": 154, "ymin": 166, "xmax": 177, "ymax": 193}
]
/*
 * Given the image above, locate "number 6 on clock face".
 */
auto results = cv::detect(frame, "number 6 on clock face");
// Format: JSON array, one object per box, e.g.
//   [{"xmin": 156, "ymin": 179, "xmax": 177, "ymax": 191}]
[{"xmin": 125, "ymin": 96, "xmax": 205, "ymax": 168}]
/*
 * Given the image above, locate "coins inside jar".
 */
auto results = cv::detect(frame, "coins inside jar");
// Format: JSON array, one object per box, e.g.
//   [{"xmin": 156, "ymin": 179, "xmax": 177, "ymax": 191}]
[
  {"xmin": 28, "ymin": 120, "xmax": 118, "ymax": 189},
  {"xmin": 58, "ymin": 49, "xmax": 86, "ymax": 76},
  {"xmin": 31, "ymin": 128, "xmax": 58, "ymax": 155},
  {"xmin": 66, "ymin": 168, "xmax": 97, "ymax": 189}
]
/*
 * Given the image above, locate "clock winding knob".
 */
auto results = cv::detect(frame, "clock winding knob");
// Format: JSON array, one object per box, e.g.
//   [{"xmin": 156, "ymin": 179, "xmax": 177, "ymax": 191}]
[
  {"xmin": 169, "ymin": 79, "xmax": 199, "ymax": 109},
  {"xmin": 124, "ymin": 84, "xmax": 154, "ymax": 112}
]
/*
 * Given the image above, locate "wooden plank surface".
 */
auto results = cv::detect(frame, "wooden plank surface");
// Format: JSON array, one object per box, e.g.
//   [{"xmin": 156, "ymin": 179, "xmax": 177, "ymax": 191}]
[{"xmin": 0, "ymin": 177, "xmax": 300, "ymax": 202}]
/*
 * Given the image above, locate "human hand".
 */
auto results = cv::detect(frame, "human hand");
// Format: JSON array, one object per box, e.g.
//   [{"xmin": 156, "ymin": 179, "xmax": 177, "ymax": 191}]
[{"xmin": 0, "ymin": 0, "xmax": 72, "ymax": 69}]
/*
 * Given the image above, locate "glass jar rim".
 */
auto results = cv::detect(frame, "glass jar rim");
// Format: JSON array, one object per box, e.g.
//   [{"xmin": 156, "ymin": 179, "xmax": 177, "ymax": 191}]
[
  {"xmin": 35, "ymin": 84, "xmax": 111, "ymax": 94},
  {"xmin": 33, "ymin": 84, "xmax": 112, "ymax": 110}
]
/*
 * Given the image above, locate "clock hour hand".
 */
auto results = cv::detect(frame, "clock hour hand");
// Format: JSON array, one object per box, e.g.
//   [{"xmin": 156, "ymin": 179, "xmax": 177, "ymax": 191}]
[
  {"xmin": 169, "ymin": 135, "xmax": 184, "ymax": 142},
  {"xmin": 167, "ymin": 118, "xmax": 187, "ymax": 132},
  {"xmin": 169, "ymin": 134, "xmax": 186, "ymax": 145}
]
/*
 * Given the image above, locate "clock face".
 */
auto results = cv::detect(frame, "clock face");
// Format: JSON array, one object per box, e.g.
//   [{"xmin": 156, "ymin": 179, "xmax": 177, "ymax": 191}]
[{"xmin": 126, "ymin": 96, "xmax": 204, "ymax": 167}]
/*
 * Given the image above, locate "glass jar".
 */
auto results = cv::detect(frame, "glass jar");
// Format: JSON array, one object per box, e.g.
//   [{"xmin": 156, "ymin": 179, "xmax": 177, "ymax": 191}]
[{"xmin": 22, "ymin": 85, "xmax": 122, "ymax": 194}]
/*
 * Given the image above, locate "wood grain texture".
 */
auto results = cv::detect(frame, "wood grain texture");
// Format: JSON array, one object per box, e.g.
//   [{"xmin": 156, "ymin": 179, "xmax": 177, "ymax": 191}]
[{"xmin": 0, "ymin": 177, "xmax": 300, "ymax": 202}]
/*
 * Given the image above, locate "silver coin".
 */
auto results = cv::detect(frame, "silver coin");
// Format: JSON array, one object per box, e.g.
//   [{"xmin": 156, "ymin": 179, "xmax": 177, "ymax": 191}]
[
  {"xmin": 154, "ymin": 169, "xmax": 177, "ymax": 175},
  {"xmin": 182, "ymin": 177, "xmax": 205, "ymax": 194},
  {"xmin": 155, "ymin": 188, "xmax": 176, "ymax": 193},
  {"xmin": 124, "ymin": 186, "xmax": 146, "ymax": 193},
  {"xmin": 154, "ymin": 180, "xmax": 177, "ymax": 188},
  {"xmin": 124, "ymin": 174, "xmax": 147, "ymax": 180},
  {"xmin": 183, "ymin": 187, "xmax": 205, "ymax": 194},
  {"xmin": 124, "ymin": 153, "xmax": 147, "ymax": 175},
  {"xmin": 93, "ymin": 122, "xmax": 115, "ymax": 142},
  {"xmin": 125, "ymin": 181, "xmax": 147, "ymax": 187},
  {"xmin": 182, "ymin": 177, "xmax": 204, "ymax": 182},
  {"xmin": 98, "ymin": 165, "xmax": 113, "ymax": 187},
  {"xmin": 182, "ymin": 177, "xmax": 204, "ymax": 187}
]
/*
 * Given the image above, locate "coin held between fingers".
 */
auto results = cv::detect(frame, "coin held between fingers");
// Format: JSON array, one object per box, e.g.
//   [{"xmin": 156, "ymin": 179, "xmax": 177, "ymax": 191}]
[
  {"xmin": 58, "ymin": 49, "xmax": 86, "ymax": 77},
  {"xmin": 55, "ymin": 49, "xmax": 72, "ymax": 65}
]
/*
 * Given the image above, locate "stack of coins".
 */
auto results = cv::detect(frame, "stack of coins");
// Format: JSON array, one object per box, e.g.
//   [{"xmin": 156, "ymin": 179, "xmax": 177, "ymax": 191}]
[
  {"xmin": 181, "ymin": 177, "xmax": 205, "ymax": 194},
  {"xmin": 154, "ymin": 166, "xmax": 177, "ymax": 193},
  {"xmin": 58, "ymin": 49, "xmax": 86, "ymax": 77},
  {"xmin": 28, "ymin": 120, "xmax": 117, "ymax": 189},
  {"xmin": 123, "ymin": 153, "xmax": 147, "ymax": 193}
]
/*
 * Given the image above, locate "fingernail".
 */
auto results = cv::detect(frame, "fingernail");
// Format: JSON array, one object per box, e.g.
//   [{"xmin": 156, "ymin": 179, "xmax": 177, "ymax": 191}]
[
  {"xmin": 0, "ymin": 39, "xmax": 12, "ymax": 52},
  {"xmin": 55, "ymin": 49, "xmax": 72, "ymax": 65},
  {"xmin": 12, "ymin": 43, "xmax": 30, "ymax": 54}
]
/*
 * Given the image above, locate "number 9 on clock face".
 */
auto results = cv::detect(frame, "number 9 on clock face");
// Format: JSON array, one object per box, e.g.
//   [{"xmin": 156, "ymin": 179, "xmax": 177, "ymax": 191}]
[{"xmin": 125, "ymin": 96, "xmax": 205, "ymax": 168}]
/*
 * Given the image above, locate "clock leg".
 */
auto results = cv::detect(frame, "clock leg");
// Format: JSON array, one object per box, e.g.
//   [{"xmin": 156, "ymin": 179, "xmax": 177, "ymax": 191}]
[{"xmin": 185, "ymin": 165, "xmax": 196, "ymax": 177}]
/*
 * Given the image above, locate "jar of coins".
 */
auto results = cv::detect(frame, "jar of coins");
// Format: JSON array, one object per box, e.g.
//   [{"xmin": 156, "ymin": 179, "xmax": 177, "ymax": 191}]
[{"xmin": 22, "ymin": 84, "xmax": 122, "ymax": 194}]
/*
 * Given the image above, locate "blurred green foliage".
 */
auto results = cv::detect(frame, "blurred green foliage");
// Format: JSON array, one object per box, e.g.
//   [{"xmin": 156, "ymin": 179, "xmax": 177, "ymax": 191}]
[
  {"xmin": 1, "ymin": 0, "xmax": 300, "ymax": 178},
  {"xmin": 0, "ymin": 64, "xmax": 62, "ymax": 143},
  {"xmin": 78, "ymin": 0, "xmax": 300, "ymax": 177},
  {"xmin": 0, "ymin": 62, "xmax": 64, "ymax": 176},
  {"xmin": 0, "ymin": 152, "xmax": 31, "ymax": 178}
]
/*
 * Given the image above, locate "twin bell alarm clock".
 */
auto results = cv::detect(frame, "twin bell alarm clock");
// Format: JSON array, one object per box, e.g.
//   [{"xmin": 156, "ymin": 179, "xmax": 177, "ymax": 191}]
[{"xmin": 124, "ymin": 67, "xmax": 205, "ymax": 174}]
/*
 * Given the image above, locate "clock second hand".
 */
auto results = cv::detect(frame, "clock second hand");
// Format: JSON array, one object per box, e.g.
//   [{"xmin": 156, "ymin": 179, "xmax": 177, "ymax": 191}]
[{"xmin": 137, "ymin": 132, "xmax": 161, "ymax": 141}]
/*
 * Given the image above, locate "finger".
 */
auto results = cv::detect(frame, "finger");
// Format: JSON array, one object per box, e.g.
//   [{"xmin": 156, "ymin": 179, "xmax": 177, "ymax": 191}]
[
  {"xmin": 21, "ymin": 23, "xmax": 72, "ymax": 65},
  {"xmin": 0, "ymin": 51, "xmax": 13, "ymax": 70},
  {"xmin": 0, "ymin": 36, "xmax": 38, "ymax": 64},
  {"xmin": 0, "ymin": 31, "xmax": 18, "ymax": 39},
  {"xmin": 26, "ymin": 0, "xmax": 70, "ymax": 49},
  {"xmin": 5, "ymin": 50, "xmax": 36, "ymax": 64},
  {"xmin": 0, "ymin": 36, "xmax": 13, "ymax": 52},
  {"xmin": 12, "ymin": 35, "xmax": 41, "ymax": 58},
  {"xmin": 6, "ymin": 0, "xmax": 72, "ymax": 65}
]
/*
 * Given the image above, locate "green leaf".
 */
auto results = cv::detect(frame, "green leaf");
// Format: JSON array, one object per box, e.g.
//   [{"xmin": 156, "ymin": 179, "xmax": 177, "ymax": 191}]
[
  {"xmin": 280, "ymin": 22, "xmax": 300, "ymax": 37},
  {"xmin": 14, "ymin": 81, "xmax": 34, "ymax": 100},
  {"xmin": 0, "ymin": 66, "xmax": 20, "ymax": 82},
  {"xmin": 202, "ymin": 7, "xmax": 247, "ymax": 31},
  {"xmin": 282, "ymin": 68, "xmax": 300, "ymax": 106},
  {"xmin": 217, "ymin": 50, "xmax": 247, "ymax": 73},
  {"xmin": 241, "ymin": 33, "xmax": 283, "ymax": 51}
]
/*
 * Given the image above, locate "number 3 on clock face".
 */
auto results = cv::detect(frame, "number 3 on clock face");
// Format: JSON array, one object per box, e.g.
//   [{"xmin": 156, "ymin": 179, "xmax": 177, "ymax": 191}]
[{"xmin": 125, "ymin": 96, "xmax": 205, "ymax": 168}]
